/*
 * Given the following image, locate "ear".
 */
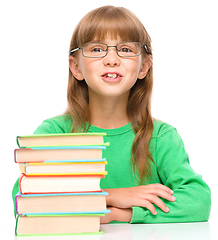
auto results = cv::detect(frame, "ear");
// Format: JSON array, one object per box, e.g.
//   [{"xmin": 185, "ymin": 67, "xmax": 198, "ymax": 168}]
[
  {"xmin": 69, "ymin": 56, "xmax": 84, "ymax": 81},
  {"xmin": 138, "ymin": 55, "xmax": 152, "ymax": 80}
]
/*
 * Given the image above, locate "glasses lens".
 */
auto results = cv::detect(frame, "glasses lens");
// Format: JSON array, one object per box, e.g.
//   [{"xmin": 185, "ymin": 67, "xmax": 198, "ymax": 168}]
[
  {"xmin": 83, "ymin": 43, "xmax": 107, "ymax": 58},
  {"xmin": 117, "ymin": 42, "xmax": 142, "ymax": 57}
]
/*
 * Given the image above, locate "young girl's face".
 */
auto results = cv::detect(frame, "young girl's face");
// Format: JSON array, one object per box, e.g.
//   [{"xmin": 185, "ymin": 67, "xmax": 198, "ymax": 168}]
[{"xmin": 69, "ymin": 37, "xmax": 151, "ymax": 100}]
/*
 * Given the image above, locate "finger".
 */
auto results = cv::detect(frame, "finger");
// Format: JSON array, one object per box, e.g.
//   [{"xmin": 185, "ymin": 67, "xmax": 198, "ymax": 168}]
[
  {"xmin": 137, "ymin": 199, "xmax": 157, "ymax": 215},
  {"xmin": 100, "ymin": 211, "xmax": 112, "ymax": 224},
  {"xmin": 137, "ymin": 187, "xmax": 176, "ymax": 202},
  {"xmin": 141, "ymin": 189, "xmax": 176, "ymax": 202},
  {"xmin": 143, "ymin": 194, "xmax": 170, "ymax": 213},
  {"xmin": 144, "ymin": 184, "xmax": 174, "ymax": 194},
  {"xmin": 100, "ymin": 215, "xmax": 109, "ymax": 224},
  {"xmin": 138, "ymin": 196, "xmax": 169, "ymax": 214},
  {"xmin": 139, "ymin": 185, "xmax": 176, "ymax": 202}
]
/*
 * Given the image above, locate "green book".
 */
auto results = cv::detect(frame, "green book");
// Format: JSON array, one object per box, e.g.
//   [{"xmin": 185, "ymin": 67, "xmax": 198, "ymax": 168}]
[
  {"xmin": 15, "ymin": 214, "xmax": 104, "ymax": 236},
  {"xmin": 17, "ymin": 132, "xmax": 108, "ymax": 148}
]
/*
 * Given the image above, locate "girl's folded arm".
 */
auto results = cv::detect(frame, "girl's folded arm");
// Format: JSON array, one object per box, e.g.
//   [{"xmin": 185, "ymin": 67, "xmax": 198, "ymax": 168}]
[
  {"xmin": 102, "ymin": 127, "xmax": 211, "ymax": 224},
  {"xmin": 130, "ymin": 128, "xmax": 211, "ymax": 223}
]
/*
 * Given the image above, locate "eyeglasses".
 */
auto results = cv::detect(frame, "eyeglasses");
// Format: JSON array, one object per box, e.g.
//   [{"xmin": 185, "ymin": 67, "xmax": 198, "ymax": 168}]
[{"xmin": 70, "ymin": 42, "xmax": 148, "ymax": 58}]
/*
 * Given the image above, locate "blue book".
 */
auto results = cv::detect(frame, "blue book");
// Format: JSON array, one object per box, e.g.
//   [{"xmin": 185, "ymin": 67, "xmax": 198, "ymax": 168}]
[
  {"xmin": 16, "ymin": 191, "xmax": 110, "ymax": 216},
  {"xmin": 14, "ymin": 145, "xmax": 108, "ymax": 163}
]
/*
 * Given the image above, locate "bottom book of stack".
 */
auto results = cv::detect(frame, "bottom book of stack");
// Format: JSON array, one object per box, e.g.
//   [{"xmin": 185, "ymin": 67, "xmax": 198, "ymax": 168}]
[
  {"xmin": 15, "ymin": 191, "xmax": 110, "ymax": 236},
  {"xmin": 16, "ymin": 214, "xmax": 105, "ymax": 236}
]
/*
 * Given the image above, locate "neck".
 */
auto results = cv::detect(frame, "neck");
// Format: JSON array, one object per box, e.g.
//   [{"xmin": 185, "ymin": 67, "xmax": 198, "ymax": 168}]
[{"xmin": 88, "ymin": 92, "xmax": 130, "ymax": 129}]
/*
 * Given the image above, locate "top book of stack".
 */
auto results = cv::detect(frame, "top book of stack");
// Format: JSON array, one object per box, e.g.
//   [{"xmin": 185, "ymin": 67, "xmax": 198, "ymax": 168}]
[{"xmin": 17, "ymin": 133, "xmax": 108, "ymax": 148}]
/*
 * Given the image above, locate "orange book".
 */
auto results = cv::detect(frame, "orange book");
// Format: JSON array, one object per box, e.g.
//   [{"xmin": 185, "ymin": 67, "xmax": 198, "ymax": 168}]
[{"xmin": 18, "ymin": 160, "xmax": 107, "ymax": 175}]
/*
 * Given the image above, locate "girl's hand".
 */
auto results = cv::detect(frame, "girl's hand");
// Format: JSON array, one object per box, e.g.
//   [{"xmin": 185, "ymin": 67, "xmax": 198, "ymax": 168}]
[
  {"xmin": 104, "ymin": 184, "xmax": 176, "ymax": 215},
  {"xmin": 100, "ymin": 207, "xmax": 132, "ymax": 224}
]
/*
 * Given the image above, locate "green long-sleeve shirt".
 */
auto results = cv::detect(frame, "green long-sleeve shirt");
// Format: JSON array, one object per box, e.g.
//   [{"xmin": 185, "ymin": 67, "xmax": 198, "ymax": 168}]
[{"xmin": 12, "ymin": 115, "xmax": 211, "ymax": 223}]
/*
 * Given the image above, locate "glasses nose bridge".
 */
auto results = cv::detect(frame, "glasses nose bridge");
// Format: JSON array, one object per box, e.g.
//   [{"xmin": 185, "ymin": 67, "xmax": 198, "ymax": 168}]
[{"xmin": 106, "ymin": 45, "xmax": 119, "ymax": 56}]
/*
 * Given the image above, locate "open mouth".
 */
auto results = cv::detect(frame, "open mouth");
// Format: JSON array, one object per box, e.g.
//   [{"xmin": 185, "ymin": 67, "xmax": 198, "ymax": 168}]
[
  {"xmin": 101, "ymin": 72, "xmax": 123, "ymax": 82},
  {"xmin": 103, "ymin": 73, "xmax": 120, "ymax": 78}
]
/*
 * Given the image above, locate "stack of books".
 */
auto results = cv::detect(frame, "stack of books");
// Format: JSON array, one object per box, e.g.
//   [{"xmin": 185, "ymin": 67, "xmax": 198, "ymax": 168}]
[{"xmin": 14, "ymin": 133, "xmax": 110, "ymax": 236}]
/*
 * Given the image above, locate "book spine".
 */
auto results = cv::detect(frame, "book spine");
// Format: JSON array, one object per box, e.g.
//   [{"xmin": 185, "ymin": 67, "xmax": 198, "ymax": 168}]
[
  {"xmin": 16, "ymin": 136, "xmax": 21, "ymax": 148},
  {"xmin": 15, "ymin": 148, "xmax": 45, "ymax": 164},
  {"xmin": 18, "ymin": 133, "xmax": 107, "ymax": 138},
  {"xmin": 15, "ymin": 193, "xmax": 22, "ymax": 215},
  {"xmin": 43, "ymin": 158, "xmax": 107, "ymax": 163},
  {"xmin": 20, "ymin": 210, "xmax": 111, "ymax": 216},
  {"xmin": 18, "ymin": 174, "xmax": 25, "ymax": 195},
  {"xmin": 19, "ymin": 173, "xmax": 105, "ymax": 195},
  {"xmin": 15, "ymin": 215, "xmax": 19, "ymax": 236},
  {"xmin": 25, "ymin": 171, "xmax": 107, "ymax": 176},
  {"xmin": 31, "ymin": 146, "xmax": 107, "ymax": 150},
  {"xmin": 21, "ymin": 190, "xmax": 104, "ymax": 195},
  {"xmin": 14, "ymin": 149, "xmax": 18, "ymax": 163},
  {"xmin": 17, "ymin": 190, "xmax": 109, "ymax": 197},
  {"xmin": 21, "ymin": 174, "xmax": 105, "ymax": 178}
]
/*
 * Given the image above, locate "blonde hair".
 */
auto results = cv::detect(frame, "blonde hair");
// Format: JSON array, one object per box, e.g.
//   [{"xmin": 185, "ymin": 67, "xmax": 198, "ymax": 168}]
[{"xmin": 66, "ymin": 5, "xmax": 154, "ymax": 183}]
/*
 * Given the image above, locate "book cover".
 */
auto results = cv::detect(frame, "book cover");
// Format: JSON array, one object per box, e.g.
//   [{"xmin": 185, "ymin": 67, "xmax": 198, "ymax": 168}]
[
  {"xmin": 14, "ymin": 146, "xmax": 107, "ymax": 163},
  {"xmin": 15, "ymin": 214, "xmax": 105, "ymax": 236},
  {"xmin": 17, "ymin": 133, "xmax": 107, "ymax": 148},
  {"xmin": 15, "ymin": 191, "xmax": 110, "ymax": 215},
  {"xmin": 18, "ymin": 159, "xmax": 107, "ymax": 175},
  {"xmin": 14, "ymin": 146, "xmax": 106, "ymax": 163},
  {"xmin": 19, "ymin": 174, "xmax": 105, "ymax": 194}
]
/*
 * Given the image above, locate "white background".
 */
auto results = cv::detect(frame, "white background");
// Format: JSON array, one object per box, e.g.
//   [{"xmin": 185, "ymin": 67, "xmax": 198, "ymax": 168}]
[{"xmin": 0, "ymin": 0, "xmax": 217, "ymax": 239}]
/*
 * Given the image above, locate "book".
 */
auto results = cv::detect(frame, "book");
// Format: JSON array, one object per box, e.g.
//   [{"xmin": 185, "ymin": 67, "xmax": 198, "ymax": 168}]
[
  {"xmin": 14, "ymin": 146, "xmax": 107, "ymax": 163},
  {"xmin": 15, "ymin": 191, "xmax": 109, "ymax": 215},
  {"xmin": 16, "ymin": 214, "xmax": 104, "ymax": 236},
  {"xmin": 18, "ymin": 159, "xmax": 107, "ymax": 175},
  {"xmin": 19, "ymin": 174, "xmax": 105, "ymax": 194},
  {"xmin": 17, "ymin": 133, "xmax": 107, "ymax": 148},
  {"xmin": 14, "ymin": 132, "xmax": 110, "ymax": 236}
]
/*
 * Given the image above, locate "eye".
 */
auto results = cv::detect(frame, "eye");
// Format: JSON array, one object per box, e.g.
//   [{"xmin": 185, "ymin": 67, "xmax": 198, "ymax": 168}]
[
  {"xmin": 118, "ymin": 47, "xmax": 132, "ymax": 53},
  {"xmin": 91, "ymin": 47, "xmax": 105, "ymax": 53},
  {"xmin": 89, "ymin": 44, "xmax": 107, "ymax": 53}
]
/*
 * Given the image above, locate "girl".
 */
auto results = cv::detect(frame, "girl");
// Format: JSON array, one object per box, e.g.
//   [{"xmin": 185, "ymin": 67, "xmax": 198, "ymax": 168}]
[{"xmin": 12, "ymin": 5, "xmax": 211, "ymax": 223}]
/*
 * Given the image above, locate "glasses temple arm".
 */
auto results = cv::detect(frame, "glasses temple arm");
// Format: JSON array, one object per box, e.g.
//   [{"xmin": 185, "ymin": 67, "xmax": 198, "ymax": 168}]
[
  {"xmin": 142, "ymin": 45, "xmax": 149, "ymax": 54},
  {"xmin": 70, "ymin": 48, "xmax": 80, "ymax": 54}
]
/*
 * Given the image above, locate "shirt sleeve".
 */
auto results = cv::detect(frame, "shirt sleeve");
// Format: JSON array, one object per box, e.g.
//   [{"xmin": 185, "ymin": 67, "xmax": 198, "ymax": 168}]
[
  {"xmin": 34, "ymin": 119, "xmax": 65, "ymax": 134},
  {"xmin": 130, "ymin": 128, "xmax": 211, "ymax": 223}
]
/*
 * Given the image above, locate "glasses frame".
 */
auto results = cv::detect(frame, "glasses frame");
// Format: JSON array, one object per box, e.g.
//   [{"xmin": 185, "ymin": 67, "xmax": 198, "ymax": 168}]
[{"xmin": 70, "ymin": 41, "xmax": 149, "ymax": 58}]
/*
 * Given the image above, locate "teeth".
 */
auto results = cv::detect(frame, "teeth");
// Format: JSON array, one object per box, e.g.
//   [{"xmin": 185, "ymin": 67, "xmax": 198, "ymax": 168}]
[{"xmin": 107, "ymin": 73, "xmax": 118, "ymax": 78}]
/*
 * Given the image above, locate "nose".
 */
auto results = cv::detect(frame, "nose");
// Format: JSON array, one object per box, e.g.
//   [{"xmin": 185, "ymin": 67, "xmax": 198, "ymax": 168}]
[{"xmin": 103, "ymin": 46, "xmax": 120, "ymax": 67}]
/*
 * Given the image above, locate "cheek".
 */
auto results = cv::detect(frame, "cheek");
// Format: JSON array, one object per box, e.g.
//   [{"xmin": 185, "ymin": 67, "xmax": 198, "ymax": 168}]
[
  {"xmin": 79, "ymin": 59, "xmax": 98, "ymax": 79},
  {"xmin": 125, "ymin": 58, "xmax": 142, "ymax": 75}
]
